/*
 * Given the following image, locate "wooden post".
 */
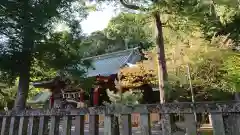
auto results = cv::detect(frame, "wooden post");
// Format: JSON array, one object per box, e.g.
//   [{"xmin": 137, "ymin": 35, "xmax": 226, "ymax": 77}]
[
  {"xmin": 1, "ymin": 117, "xmax": 8, "ymax": 135},
  {"xmin": 121, "ymin": 114, "xmax": 132, "ymax": 135},
  {"xmin": 27, "ymin": 116, "xmax": 34, "ymax": 135},
  {"xmin": 9, "ymin": 117, "xmax": 16, "ymax": 135},
  {"xmin": 89, "ymin": 115, "xmax": 99, "ymax": 135},
  {"xmin": 89, "ymin": 85, "xmax": 100, "ymax": 135},
  {"xmin": 221, "ymin": 113, "xmax": 240, "ymax": 135},
  {"xmin": 104, "ymin": 115, "xmax": 119, "ymax": 135},
  {"xmin": 229, "ymin": 114, "xmax": 240, "ymax": 135},
  {"xmin": 62, "ymin": 116, "xmax": 71, "ymax": 135},
  {"xmin": 18, "ymin": 117, "xmax": 24, "ymax": 135},
  {"xmin": 74, "ymin": 116, "xmax": 85, "ymax": 135},
  {"xmin": 160, "ymin": 114, "xmax": 171, "ymax": 135},
  {"xmin": 49, "ymin": 116, "xmax": 60, "ymax": 135},
  {"xmin": 50, "ymin": 94, "xmax": 54, "ymax": 108},
  {"xmin": 18, "ymin": 116, "xmax": 28, "ymax": 135},
  {"xmin": 104, "ymin": 115, "xmax": 113, "ymax": 135},
  {"xmin": 210, "ymin": 113, "xmax": 225, "ymax": 135},
  {"xmin": 140, "ymin": 114, "xmax": 151, "ymax": 135},
  {"xmin": 184, "ymin": 113, "xmax": 197, "ymax": 135},
  {"xmin": 38, "ymin": 116, "xmax": 49, "ymax": 135}
]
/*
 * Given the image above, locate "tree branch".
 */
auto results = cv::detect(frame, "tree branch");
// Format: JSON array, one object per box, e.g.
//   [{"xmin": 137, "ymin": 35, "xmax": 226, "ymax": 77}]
[
  {"xmin": 0, "ymin": 31, "xmax": 10, "ymax": 38},
  {"xmin": 0, "ymin": 31, "xmax": 22, "ymax": 45},
  {"xmin": 119, "ymin": 0, "xmax": 147, "ymax": 10}
]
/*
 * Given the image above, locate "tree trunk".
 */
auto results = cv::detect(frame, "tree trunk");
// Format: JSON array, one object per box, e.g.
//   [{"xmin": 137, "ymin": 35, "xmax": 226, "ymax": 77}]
[
  {"xmin": 153, "ymin": 11, "xmax": 168, "ymax": 103},
  {"xmin": 14, "ymin": 53, "xmax": 31, "ymax": 110},
  {"xmin": 234, "ymin": 92, "xmax": 240, "ymax": 100},
  {"xmin": 154, "ymin": 11, "xmax": 182, "ymax": 134},
  {"xmin": 14, "ymin": 0, "xmax": 33, "ymax": 111}
]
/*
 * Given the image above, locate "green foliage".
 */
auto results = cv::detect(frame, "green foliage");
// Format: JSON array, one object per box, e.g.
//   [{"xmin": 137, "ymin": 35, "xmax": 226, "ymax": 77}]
[
  {"xmin": 79, "ymin": 31, "xmax": 115, "ymax": 56},
  {"xmin": 119, "ymin": 30, "xmax": 238, "ymax": 101},
  {"xmin": 0, "ymin": 0, "xmax": 90, "ymax": 109},
  {"xmin": 0, "ymin": 0, "xmax": 239, "ymax": 107},
  {"xmin": 35, "ymin": 31, "xmax": 92, "ymax": 78},
  {"xmin": 221, "ymin": 52, "xmax": 240, "ymax": 91},
  {"xmin": 105, "ymin": 89, "xmax": 143, "ymax": 105},
  {"xmin": 156, "ymin": 0, "xmax": 240, "ymax": 45},
  {"xmin": 89, "ymin": 0, "xmax": 240, "ymax": 101},
  {"xmin": 0, "ymin": 79, "xmax": 41, "ymax": 109},
  {"xmin": 79, "ymin": 12, "xmax": 154, "ymax": 57},
  {"xmin": 30, "ymin": 59, "xmax": 57, "ymax": 81},
  {"xmin": 0, "ymin": 0, "xmax": 89, "ymax": 82},
  {"xmin": 105, "ymin": 12, "xmax": 154, "ymax": 48},
  {"xmin": 0, "ymin": 82, "xmax": 17, "ymax": 109},
  {"xmin": 104, "ymin": 0, "xmax": 240, "ymax": 45}
]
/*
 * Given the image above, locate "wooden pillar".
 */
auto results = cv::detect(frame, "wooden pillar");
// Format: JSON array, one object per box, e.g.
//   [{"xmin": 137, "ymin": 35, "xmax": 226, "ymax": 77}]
[
  {"xmin": 50, "ymin": 94, "xmax": 54, "ymax": 109},
  {"xmin": 209, "ymin": 114, "xmax": 212, "ymax": 125},
  {"xmin": 79, "ymin": 90, "xmax": 84, "ymax": 102},
  {"xmin": 78, "ymin": 90, "xmax": 85, "ymax": 108},
  {"xmin": 93, "ymin": 87, "xmax": 100, "ymax": 106},
  {"xmin": 90, "ymin": 88, "xmax": 94, "ymax": 107},
  {"xmin": 89, "ymin": 84, "xmax": 100, "ymax": 135}
]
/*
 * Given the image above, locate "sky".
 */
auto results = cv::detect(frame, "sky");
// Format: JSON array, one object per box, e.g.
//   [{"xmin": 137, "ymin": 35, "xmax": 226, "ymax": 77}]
[
  {"xmin": 80, "ymin": 4, "xmax": 119, "ymax": 34},
  {"xmin": 54, "ymin": 3, "xmax": 120, "ymax": 35},
  {"xmin": 81, "ymin": 7, "xmax": 115, "ymax": 34}
]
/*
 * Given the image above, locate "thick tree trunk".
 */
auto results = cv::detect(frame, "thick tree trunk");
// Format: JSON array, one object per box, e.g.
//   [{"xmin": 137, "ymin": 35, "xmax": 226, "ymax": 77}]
[
  {"xmin": 153, "ymin": 11, "xmax": 168, "ymax": 103},
  {"xmin": 14, "ymin": 0, "xmax": 33, "ymax": 111},
  {"xmin": 13, "ymin": 37, "xmax": 32, "ymax": 110},
  {"xmin": 14, "ymin": 52, "xmax": 31, "ymax": 110}
]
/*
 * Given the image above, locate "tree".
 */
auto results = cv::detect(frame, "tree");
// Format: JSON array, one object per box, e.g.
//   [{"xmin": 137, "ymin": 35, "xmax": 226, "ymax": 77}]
[
  {"xmin": 79, "ymin": 31, "xmax": 115, "ymax": 56},
  {"xmin": 0, "ymin": 0, "xmax": 89, "ymax": 110},
  {"xmin": 79, "ymin": 12, "xmax": 154, "ymax": 57},
  {"xmin": 91, "ymin": 0, "xmax": 240, "ymax": 99},
  {"xmin": 90, "ymin": 0, "xmax": 169, "ymax": 103},
  {"xmin": 105, "ymin": 12, "xmax": 153, "ymax": 49},
  {"xmin": 153, "ymin": 0, "xmax": 240, "ymax": 46},
  {"xmin": 119, "ymin": 32, "xmax": 239, "ymax": 101},
  {"xmin": 112, "ymin": 0, "xmax": 167, "ymax": 103}
]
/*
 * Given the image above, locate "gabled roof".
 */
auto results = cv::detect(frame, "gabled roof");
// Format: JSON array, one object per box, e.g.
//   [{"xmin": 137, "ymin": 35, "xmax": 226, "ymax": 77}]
[
  {"xmin": 27, "ymin": 91, "xmax": 52, "ymax": 104},
  {"xmin": 83, "ymin": 47, "xmax": 142, "ymax": 77}
]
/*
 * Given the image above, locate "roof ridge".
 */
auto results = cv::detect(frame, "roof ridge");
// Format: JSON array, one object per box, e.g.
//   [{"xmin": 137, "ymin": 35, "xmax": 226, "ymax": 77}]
[{"xmin": 82, "ymin": 47, "xmax": 139, "ymax": 61}]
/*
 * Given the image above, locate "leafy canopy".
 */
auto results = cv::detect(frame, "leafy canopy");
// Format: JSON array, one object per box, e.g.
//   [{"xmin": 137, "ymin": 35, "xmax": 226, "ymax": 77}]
[{"xmin": 0, "ymin": 0, "xmax": 90, "ymax": 84}]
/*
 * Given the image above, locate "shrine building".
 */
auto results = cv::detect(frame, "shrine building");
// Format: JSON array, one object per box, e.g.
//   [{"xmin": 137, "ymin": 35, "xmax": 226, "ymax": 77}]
[{"xmin": 27, "ymin": 47, "xmax": 143, "ymax": 108}]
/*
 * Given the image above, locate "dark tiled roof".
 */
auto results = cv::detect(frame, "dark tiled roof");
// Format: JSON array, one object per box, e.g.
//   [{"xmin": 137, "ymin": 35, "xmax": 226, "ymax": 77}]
[
  {"xmin": 83, "ymin": 47, "xmax": 142, "ymax": 77},
  {"xmin": 27, "ymin": 91, "xmax": 52, "ymax": 104}
]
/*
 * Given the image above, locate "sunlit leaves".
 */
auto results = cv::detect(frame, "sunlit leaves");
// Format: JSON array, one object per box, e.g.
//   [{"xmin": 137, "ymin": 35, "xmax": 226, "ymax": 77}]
[
  {"xmin": 119, "ymin": 60, "xmax": 158, "ymax": 88},
  {"xmin": 0, "ymin": 0, "xmax": 89, "ymax": 83},
  {"xmin": 105, "ymin": 89, "xmax": 143, "ymax": 105}
]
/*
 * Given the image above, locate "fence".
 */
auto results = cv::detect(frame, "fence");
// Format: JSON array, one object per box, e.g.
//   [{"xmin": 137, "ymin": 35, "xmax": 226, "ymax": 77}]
[
  {"xmin": 84, "ymin": 113, "xmax": 161, "ymax": 127},
  {"xmin": 1, "ymin": 101, "xmax": 240, "ymax": 135}
]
